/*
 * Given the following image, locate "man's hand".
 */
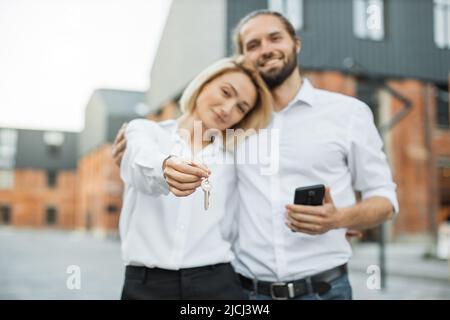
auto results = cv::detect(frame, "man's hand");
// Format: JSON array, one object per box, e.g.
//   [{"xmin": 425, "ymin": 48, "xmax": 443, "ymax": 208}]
[
  {"xmin": 285, "ymin": 186, "xmax": 340, "ymax": 235},
  {"xmin": 112, "ymin": 123, "xmax": 127, "ymax": 167},
  {"xmin": 345, "ymin": 229, "xmax": 363, "ymax": 240},
  {"xmin": 163, "ymin": 156, "xmax": 210, "ymax": 197}
]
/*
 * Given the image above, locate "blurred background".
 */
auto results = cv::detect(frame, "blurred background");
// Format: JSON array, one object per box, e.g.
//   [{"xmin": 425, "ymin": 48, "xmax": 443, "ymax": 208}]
[{"xmin": 0, "ymin": 0, "xmax": 449, "ymax": 300}]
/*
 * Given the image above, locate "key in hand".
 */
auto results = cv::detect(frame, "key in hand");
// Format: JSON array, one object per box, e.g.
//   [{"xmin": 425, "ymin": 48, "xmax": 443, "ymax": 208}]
[{"xmin": 201, "ymin": 178, "xmax": 211, "ymax": 210}]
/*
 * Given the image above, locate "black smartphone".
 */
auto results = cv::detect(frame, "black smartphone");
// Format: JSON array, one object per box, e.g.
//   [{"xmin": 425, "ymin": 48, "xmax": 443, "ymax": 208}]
[{"xmin": 293, "ymin": 184, "xmax": 325, "ymax": 206}]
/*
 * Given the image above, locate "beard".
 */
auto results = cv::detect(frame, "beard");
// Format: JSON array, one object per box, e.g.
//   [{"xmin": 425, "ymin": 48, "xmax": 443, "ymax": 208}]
[{"xmin": 259, "ymin": 48, "xmax": 298, "ymax": 89}]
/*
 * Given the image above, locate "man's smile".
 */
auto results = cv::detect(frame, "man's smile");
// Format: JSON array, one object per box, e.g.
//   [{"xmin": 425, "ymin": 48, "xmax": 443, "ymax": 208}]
[{"xmin": 260, "ymin": 57, "xmax": 282, "ymax": 67}]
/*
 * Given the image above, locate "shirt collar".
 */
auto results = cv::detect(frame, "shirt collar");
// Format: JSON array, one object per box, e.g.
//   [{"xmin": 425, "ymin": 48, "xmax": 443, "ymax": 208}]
[
  {"xmin": 158, "ymin": 119, "xmax": 178, "ymax": 134},
  {"xmin": 286, "ymin": 78, "xmax": 316, "ymax": 109}
]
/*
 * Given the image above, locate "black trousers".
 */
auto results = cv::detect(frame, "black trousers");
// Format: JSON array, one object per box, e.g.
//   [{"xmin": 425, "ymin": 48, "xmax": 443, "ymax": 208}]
[{"xmin": 121, "ymin": 263, "xmax": 247, "ymax": 300}]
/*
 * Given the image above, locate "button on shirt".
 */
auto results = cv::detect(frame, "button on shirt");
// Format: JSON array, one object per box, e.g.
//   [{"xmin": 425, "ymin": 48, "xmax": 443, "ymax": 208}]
[
  {"xmin": 119, "ymin": 119, "xmax": 238, "ymax": 270},
  {"xmin": 232, "ymin": 79, "xmax": 399, "ymax": 281}
]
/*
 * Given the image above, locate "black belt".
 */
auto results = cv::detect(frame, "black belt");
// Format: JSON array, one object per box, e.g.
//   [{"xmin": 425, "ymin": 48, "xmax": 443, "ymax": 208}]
[
  {"xmin": 239, "ymin": 264, "xmax": 347, "ymax": 300},
  {"xmin": 126, "ymin": 263, "xmax": 229, "ymax": 281}
]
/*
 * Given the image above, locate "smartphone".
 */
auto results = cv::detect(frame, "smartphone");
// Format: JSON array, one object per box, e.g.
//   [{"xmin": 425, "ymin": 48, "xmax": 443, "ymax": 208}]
[{"xmin": 293, "ymin": 184, "xmax": 325, "ymax": 206}]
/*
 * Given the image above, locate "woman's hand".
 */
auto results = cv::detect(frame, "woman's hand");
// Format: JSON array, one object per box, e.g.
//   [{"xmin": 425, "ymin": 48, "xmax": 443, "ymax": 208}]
[{"xmin": 163, "ymin": 156, "xmax": 210, "ymax": 197}]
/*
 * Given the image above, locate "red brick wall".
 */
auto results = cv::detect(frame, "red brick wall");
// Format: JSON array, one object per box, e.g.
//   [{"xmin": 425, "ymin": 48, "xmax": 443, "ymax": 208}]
[
  {"xmin": 76, "ymin": 145, "xmax": 122, "ymax": 233},
  {"xmin": 0, "ymin": 169, "xmax": 76, "ymax": 228},
  {"xmin": 304, "ymin": 70, "xmax": 357, "ymax": 96},
  {"xmin": 147, "ymin": 101, "xmax": 180, "ymax": 122},
  {"xmin": 387, "ymin": 80, "xmax": 437, "ymax": 234}
]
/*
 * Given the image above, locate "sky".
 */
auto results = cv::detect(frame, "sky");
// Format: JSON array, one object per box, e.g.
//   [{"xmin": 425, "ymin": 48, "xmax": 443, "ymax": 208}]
[{"xmin": 0, "ymin": 0, "xmax": 171, "ymax": 132}]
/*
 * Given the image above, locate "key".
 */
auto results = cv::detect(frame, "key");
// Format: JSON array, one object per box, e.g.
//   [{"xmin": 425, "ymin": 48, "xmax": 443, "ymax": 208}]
[{"xmin": 201, "ymin": 178, "xmax": 211, "ymax": 210}]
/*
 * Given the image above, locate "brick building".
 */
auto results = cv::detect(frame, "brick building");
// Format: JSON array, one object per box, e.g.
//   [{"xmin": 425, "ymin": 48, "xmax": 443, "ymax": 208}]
[{"xmin": 0, "ymin": 129, "xmax": 77, "ymax": 228}]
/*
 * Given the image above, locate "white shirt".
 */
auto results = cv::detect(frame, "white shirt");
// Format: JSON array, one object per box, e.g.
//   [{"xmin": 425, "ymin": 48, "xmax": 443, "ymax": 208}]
[
  {"xmin": 119, "ymin": 119, "xmax": 238, "ymax": 270},
  {"xmin": 232, "ymin": 79, "xmax": 399, "ymax": 281}
]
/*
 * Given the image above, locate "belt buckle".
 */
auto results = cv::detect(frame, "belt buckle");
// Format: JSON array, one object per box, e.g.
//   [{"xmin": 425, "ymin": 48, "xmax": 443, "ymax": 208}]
[{"xmin": 270, "ymin": 282, "xmax": 295, "ymax": 300}]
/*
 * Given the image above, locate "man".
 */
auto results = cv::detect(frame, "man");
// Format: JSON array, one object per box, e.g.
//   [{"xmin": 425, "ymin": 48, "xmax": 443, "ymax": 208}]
[{"xmin": 112, "ymin": 10, "xmax": 398, "ymax": 300}]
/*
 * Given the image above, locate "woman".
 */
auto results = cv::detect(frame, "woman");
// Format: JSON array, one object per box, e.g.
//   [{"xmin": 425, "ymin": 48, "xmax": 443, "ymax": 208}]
[{"xmin": 119, "ymin": 56, "xmax": 272, "ymax": 299}]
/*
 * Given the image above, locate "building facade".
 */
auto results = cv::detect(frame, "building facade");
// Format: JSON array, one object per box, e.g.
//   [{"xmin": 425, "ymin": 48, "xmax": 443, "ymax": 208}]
[{"xmin": 0, "ymin": 129, "xmax": 77, "ymax": 229}]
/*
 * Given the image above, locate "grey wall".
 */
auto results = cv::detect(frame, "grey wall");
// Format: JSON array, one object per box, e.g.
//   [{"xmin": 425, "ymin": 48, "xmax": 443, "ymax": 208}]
[
  {"xmin": 78, "ymin": 92, "xmax": 107, "ymax": 157},
  {"xmin": 106, "ymin": 115, "xmax": 139, "ymax": 143},
  {"xmin": 148, "ymin": 0, "xmax": 227, "ymax": 111},
  {"xmin": 15, "ymin": 130, "xmax": 78, "ymax": 170},
  {"xmin": 79, "ymin": 89, "xmax": 146, "ymax": 157}
]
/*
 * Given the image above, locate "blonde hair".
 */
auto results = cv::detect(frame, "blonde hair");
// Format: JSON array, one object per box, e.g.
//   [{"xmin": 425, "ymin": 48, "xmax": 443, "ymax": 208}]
[{"xmin": 179, "ymin": 56, "xmax": 272, "ymax": 150}]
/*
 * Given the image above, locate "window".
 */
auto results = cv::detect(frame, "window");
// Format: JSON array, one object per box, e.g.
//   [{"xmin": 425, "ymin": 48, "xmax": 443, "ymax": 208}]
[
  {"xmin": 353, "ymin": 0, "xmax": 385, "ymax": 41},
  {"xmin": 437, "ymin": 159, "xmax": 450, "ymax": 206},
  {"xmin": 436, "ymin": 83, "xmax": 450, "ymax": 128},
  {"xmin": 434, "ymin": 0, "xmax": 450, "ymax": 49},
  {"xmin": 85, "ymin": 212, "xmax": 92, "ymax": 230},
  {"xmin": 106, "ymin": 204, "xmax": 118, "ymax": 215},
  {"xmin": 47, "ymin": 170, "xmax": 58, "ymax": 188},
  {"xmin": 0, "ymin": 129, "xmax": 18, "ymax": 169},
  {"xmin": 44, "ymin": 131, "xmax": 64, "ymax": 156},
  {"xmin": 0, "ymin": 205, "xmax": 11, "ymax": 224},
  {"xmin": 46, "ymin": 206, "xmax": 57, "ymax": 225},
  {"xmin": 0, "ymin": 149, "xmax": 14, "ymax": 168},
  {"xmin": 0, "ymin": 129, "xmax": 18, "ymax": 149},
  {"xmin": 268, "ymin": 0, "xmax": 303, "ymax": 30},
  {"xmin": 0, "ymin": 170, "xmax": 14, "ymax": 189}
]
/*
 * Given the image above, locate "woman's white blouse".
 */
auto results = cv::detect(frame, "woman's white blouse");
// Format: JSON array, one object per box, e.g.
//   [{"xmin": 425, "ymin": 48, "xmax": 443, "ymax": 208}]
[{"xmin": 119, "ymin": 119, "xmax": 238, "ymax": 270}]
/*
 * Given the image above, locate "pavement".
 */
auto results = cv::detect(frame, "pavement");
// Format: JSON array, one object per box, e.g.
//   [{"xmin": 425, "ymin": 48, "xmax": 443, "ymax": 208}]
[
  {"xmin": 0, "ymin": 227, "xmax": 449, "ymax": 300},
  {"xmin": 348, "ymin": 242, "xmax": 450, "ymax": 299},
  {"xmin": 0, "ymin": 227, "xmax": 124, "ymax": 299}
]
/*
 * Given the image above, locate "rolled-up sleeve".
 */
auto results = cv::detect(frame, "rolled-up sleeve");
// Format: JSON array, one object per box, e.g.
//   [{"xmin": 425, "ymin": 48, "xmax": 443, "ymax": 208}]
[
  {"xmin": 347, "ymin": 103, "xmax": 399, "ymax": 214},
  {"xmin": 120, "ymin": 119, "xmax": 170, "ymax": 196}
]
